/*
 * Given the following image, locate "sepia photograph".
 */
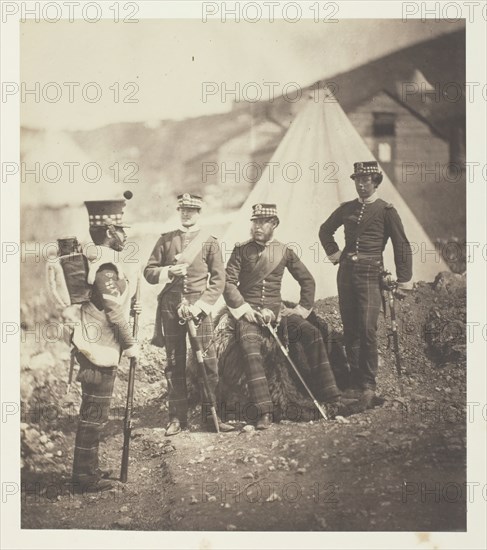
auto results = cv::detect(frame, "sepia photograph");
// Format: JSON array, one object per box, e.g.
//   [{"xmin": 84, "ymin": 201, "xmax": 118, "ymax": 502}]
[{"xmin": 1, "ymin": 2, "xmax": 485, "ymax": 548}]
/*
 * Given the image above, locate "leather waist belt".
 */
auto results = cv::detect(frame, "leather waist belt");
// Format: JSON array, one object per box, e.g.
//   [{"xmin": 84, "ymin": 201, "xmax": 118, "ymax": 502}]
[{"xmin": 342, "ymin": 253, "xmax": 382, "ymax": 267}]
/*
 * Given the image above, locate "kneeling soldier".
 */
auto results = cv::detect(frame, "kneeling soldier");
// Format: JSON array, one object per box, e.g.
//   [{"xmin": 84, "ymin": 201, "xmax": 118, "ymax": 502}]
[
  {"xmin": 144, "ymin": 193, "xmax": 234, "ymax": 435},
  {"xmin": 224, "ymin": 204, "xmax": 357, "ymax": 429}
]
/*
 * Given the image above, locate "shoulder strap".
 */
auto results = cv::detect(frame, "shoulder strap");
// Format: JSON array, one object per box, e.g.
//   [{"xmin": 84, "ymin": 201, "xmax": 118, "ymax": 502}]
[
  {"xmin": 238, "ymin": 241, "xmax": 288, "ymax": 295},
  {"xmin": 177, "ymin": 228, "xmax": 213, "ymax": 267}
]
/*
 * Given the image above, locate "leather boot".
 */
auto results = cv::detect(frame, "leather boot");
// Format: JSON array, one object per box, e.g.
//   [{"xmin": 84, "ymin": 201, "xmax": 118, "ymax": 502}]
[
  {"xmin": 341, "ymin": 387, "xmax": 363, "ymax": 399},
  {"xmin": 165, "ymin": 417, "xmax": 183, "ymax": 436},
  {"xmin": 326, "ymin": 396, "xmax": 360, "ymax": 418},
  {"xmin": 348, "ymin": 389, "xmax": 386, "ymax": 414},
  {"xmin": 256, "ymin": 413, "xmax": 273, "ymax": 430},
  {"xmin": 213, "ymin": 419, "xmax": 236, "ymax": 433},
  {"xmin": 95, "ymin": 467, "xmax": 113, "ymax": 479},
  {"xmin": 71, "ymin": 474, "xmax": 114, "ymax": 494}
]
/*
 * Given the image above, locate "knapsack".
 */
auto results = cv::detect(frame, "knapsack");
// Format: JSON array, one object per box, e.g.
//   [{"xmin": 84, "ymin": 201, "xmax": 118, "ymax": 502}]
[{"xmin": 46, "ymin": 237, "xmax": 91, "ymax": 308}]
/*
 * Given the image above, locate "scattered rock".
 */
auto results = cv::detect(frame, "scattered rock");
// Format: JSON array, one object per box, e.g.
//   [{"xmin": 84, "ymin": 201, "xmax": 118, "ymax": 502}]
[{"xmin": 112, "ymin": 517, "xmax": 133, "ymax": 528}]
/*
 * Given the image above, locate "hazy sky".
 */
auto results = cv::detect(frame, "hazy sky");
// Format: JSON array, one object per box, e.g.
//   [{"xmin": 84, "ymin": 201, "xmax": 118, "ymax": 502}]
[{"xmin": 20, "ymin": 19, "xmax": 463, "ymax": 130}]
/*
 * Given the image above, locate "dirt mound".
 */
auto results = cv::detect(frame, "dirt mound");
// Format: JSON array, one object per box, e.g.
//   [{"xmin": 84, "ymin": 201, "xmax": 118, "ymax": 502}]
[{"xmin": 20, "ymin": 271, "xmax": 466, "ymax": 474}]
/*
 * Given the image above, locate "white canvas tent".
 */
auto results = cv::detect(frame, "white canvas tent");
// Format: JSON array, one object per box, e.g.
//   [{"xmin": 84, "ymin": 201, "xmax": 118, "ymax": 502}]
[{"xmin": 221, "ymin": 94, "xmax": 449, "ymax": 301}]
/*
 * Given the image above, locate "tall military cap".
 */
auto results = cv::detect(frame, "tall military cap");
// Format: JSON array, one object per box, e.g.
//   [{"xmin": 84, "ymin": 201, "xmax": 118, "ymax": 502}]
[
  {"xmin": 177, "ymin": 193, "xmax": 203, "ymax": 210},
  {"xmin": 250, "ymin": 203, "xmax": 279, "ymax": 222},
  {"xmin": 84, "ymin": 199, "xmax": 130, "ymax": 228},
  {"xmin": 350, "ymin": 161, "xmax": 383, "ymax": 184}
]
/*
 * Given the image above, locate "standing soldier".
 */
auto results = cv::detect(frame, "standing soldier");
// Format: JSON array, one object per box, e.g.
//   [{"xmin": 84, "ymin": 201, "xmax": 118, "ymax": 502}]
[
  {"xmin": 71, "ymin": 198, "xmax": 140, "ymax": 493},
  {"xmin": 319, "ymin": 161, "xmax": 413, "ymax": 410},
  {"xmin": 224, "ymin": 204, "xmax": 357, "ymax": 430},
  {"xmin": 144, "ymin": 193, "xmax": 234, "ymax": 436}
]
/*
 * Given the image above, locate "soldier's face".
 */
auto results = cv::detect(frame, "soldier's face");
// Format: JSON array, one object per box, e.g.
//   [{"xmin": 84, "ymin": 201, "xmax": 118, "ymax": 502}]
[
  {"xmin": 109, "ymin": 227, "xmax": 127, "ymax": 252},
  {"xmin": 179, "ymin": 207, "xmax": 200, "ymax": 227},
  {"xmin": 354, "ymin": 175, "xmax": 376, "ymax": 199},
  {"xmin": 251, "ymin": 218, "xmax": 276, "ymax": 243}
]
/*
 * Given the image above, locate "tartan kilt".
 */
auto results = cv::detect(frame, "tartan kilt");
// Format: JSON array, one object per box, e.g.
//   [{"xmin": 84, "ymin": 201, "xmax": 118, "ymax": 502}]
[{"xmin": 72, "ymin": 353, "xmax": 117, "ymax": 478}]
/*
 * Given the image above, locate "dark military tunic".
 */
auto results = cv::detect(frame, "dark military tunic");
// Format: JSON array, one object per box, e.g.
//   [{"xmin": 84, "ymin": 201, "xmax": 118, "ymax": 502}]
[
  {"xmin": 319, "ymin": 195, "xmax": 413, "ymax": 390},
  {"xmin": 224, "ymin": 239, "xmax": 315, "ymax": 318},
  {"xmin": 224, "ymin": 239, "xmax": 340, "ymax": 416},
  {"xmin": 144, "ymin": 227, "xmax": 225, "ymax": 422}
]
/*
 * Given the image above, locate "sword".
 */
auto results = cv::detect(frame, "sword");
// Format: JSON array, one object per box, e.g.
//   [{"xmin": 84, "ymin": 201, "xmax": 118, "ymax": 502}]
[
  {"xmin": 186, "ymin": 318, "xmax": 220, "ymax": 433},
  {"xmin": 380, "ymin": 270, "xmax": 404, "ymax": 396}
]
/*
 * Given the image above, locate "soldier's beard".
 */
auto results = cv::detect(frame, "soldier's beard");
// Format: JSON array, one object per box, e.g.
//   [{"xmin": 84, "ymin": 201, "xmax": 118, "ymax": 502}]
[{"xmin": 251, "ymin": 226, "xmax": 274, "ymax": 243}]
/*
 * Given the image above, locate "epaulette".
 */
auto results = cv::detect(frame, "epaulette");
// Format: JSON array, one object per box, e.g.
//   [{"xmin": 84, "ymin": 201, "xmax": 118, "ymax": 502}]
[
  {"xmin": 160, "ymin": 229, "xmax": 179, "ymax": 238},
  {"xmin": 385, "ymin": 203, "xmax": 394, "ymax": 209},
  {"xmin": 340, "ymin": 199, "xmax": 356, "ymax": 207}
]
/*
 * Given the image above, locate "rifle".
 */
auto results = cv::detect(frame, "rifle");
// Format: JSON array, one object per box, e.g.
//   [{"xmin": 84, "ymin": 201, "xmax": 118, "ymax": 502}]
[
  {"xmin": 265, "ymin": 322, "xmax": 328, "ymax": 421},
  {"xmin": 120, "ymin": 271, "xmax": 141, "ymax": 483},
  {"xmin": 66, "ymin": 349, "xmax": 76, "ymax": 394},
  {"xmin": 380, "ymin": 270, "xmax": 403, "ymax": 379}
]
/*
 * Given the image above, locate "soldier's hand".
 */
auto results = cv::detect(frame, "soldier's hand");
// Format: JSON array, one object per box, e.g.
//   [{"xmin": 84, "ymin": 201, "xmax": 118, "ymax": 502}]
[
  {"xmin": 280, "ymin": 306, "xmax": 293, "ymax": 317},
  {"xmin": 242, "ymin": 309, "xmax": 260, "ymax": 324},
  {"xmin": 169, "ymin": 264, "xmax": 188, "ymax": 277},
  {"xmin": 131, "ymin": 299, "xmax": 142, "ymax": 316},
  {"xmin": 188, "ymin": 304, "xmax": 203, "ymax": 320},
  {"xmin": 394, "ymin": 287, "xmax": 411, "ymax": 300},
  {"xmin": 177, "ymin": 303, "xmax": 191, "ymax": 321},
  {"xmin": 124, "ymin": 344, "xmax": 139, "ymax": 359},
  {"xmin": 259, "ymin": 308, "xmax": 275, "ymax": 325}
]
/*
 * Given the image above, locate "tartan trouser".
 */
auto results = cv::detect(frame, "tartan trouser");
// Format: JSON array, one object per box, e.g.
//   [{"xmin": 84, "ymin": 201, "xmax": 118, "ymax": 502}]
[
  {"xmin": 72, "ymin": 354, "xmax": 117, "ymax": 478},
  {"xmin": 285, "ymin": 315, "xmax": 341, "ymax": 402},
  {"xmin": 337, "ymin": 260, "xmax": 382, "ymax": 390},
  {"xmin": 236, "ymin": 314, "xmax": 340, "ymax": 417},
  {"xmin": 160, "ymin": 290, "xmax": 218, "ymax": 421}
]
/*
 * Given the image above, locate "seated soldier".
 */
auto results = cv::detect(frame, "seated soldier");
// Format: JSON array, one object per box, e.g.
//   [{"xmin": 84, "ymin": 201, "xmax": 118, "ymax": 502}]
[{"xmin": 223, "ymin": 204, "xmax": 357, "ymax": 429}]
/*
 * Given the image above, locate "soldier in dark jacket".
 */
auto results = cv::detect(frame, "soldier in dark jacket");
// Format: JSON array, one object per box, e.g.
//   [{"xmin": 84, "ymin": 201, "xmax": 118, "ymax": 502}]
[
  {"xmin": 144, "ymin": 193, "xmax": 233, "ymax": 435},
  {"xmin": 224, "ymin": 204, "xmax": 357, "ymax": 430},
  {"xmin": 319, "ymin": 161, "xmax": 413, "ymax": 410}
]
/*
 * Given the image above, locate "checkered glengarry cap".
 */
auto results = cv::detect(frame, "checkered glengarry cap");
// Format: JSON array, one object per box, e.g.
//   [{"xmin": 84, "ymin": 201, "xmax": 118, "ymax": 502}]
[
  {"xmin": 84, "ymin": 200, "xmax": 130, "ymax": 228},
  {"xmin": 250, "ymin": 203, "xmax": 278, "ymax": 220},
  {"xmin": 350, "ymin": 161, "xmax": 383, "ymax": 182},
  {"xmin": 177, "ymin": 193, "xmax": 203, "ymax": 209}
]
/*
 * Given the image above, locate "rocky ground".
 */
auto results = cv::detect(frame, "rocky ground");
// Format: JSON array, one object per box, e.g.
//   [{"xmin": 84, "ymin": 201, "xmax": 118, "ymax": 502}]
[{"xmin": 20, "ymin": 265, "xmax": 467, "ymax": 531}]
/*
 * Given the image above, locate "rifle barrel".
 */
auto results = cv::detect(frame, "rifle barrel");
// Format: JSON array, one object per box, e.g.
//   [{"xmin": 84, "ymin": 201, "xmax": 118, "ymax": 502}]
[{"xmin": 120, "ymin": 271, "xmax": 141, "ymax": 483}]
